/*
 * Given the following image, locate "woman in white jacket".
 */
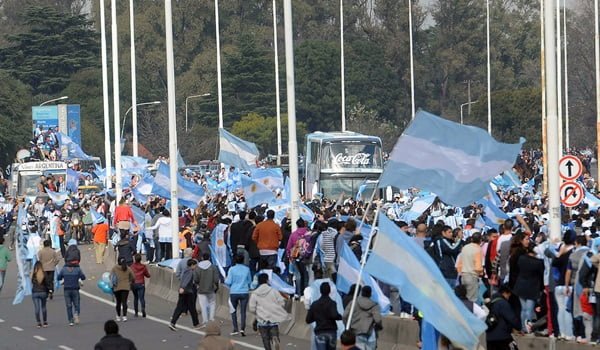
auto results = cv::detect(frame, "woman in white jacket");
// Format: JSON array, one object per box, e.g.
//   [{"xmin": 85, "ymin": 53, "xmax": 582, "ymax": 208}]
[
  {"xmin": 146, "ymin": 209, "xmax": 173, "ymax": 261},
  {"xmin": 249, "ymin": 273, "xmax": 291, "ymax": 350}
]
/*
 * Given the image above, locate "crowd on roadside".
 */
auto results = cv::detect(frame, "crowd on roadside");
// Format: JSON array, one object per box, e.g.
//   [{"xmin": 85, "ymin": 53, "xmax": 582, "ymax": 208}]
[{"xmin": 3, "ymin": 148, "xmax": 600, "ymax": 349}]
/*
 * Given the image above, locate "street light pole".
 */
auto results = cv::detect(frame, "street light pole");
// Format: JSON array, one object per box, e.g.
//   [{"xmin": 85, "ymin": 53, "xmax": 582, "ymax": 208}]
[
  {"xmin": 486, "ymin": 0, "xmax": 492, "ymax": 135},
  {"xmin": 111, "ymin": 0, "xmax": 122, "ymax": 202},
  {"xmin": 596, "ymin": 0, "xmax": 600, "ymax": 182},
  {"xmin": 129, "ymin": 0, "xmax": 139, "ymax": 157},
  {"xmin": 556, "ymin": 0, "xmax": 563, "ymax": 153},
  {"xmin": 121, "ymin": 101, "xmax": 161, "ymax": 140},
  {"xmin": 563, "ymin": 0, "xmax": 570, "ymax": 151},
  {"xmin": 164, "ymin": 0, "xmax": 180, "ymax": 260},
  {"xmin": 460, "ymin": 101, "xmax": 478, "ymax": 125},
  {"xmin": 215, "ymin": 0, "xmax": 224, "ymax": 129},
  {"xmin": 340, "ymin": 0, "xmax": 346, "ymax": 131},
  {"xmin": 185, "ymin": 93, "xmax": 211, "ymax": 132},
  {"xmin": 408, "ymin": 0, "xmax": 416, "ymax": 120},
  {"xmin": 273, "ymin": 0, "xmax": 282, "ymax": 165},
  {"xmin": 100, "ymin": 0, "xmax": 112, "ymax": 191},
  {"xmin": 40, "ymin": 96, "xmax": 68, "ymax": 106}
]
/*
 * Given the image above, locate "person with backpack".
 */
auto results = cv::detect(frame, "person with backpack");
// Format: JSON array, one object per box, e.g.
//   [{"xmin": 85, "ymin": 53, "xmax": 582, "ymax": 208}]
[
  {"xmin": 286, "ymin": 218, "xmax": 312, "ymax": 298},
  {"xmin": 486, "ymin": 285, "xmax": 520, "ymax": 350}
]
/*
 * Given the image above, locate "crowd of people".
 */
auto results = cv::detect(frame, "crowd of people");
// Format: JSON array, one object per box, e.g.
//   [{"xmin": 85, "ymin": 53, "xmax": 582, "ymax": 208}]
[{"xmin": 2, "ymin": 148, "xmax": 600, "ymax": 349}]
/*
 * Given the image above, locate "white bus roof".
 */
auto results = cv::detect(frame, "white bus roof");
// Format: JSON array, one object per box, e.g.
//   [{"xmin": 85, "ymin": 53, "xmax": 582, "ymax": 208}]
[
  {"xmin": 305, "ymin": 131, "xmax": 381, "ymax": 142},
  {"xmin": 15, "ymin": 161, "xmax": 67, "ymax": 171}
]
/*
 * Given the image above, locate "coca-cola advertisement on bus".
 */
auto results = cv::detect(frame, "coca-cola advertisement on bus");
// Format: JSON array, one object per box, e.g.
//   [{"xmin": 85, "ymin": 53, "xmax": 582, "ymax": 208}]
[{"xmin": 322, "ymin": 141, "xmax": 383, "ymax": 170}]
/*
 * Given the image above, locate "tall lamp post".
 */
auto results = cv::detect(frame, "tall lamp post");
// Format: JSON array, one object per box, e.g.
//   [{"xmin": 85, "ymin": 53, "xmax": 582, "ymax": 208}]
[
  {"xmin": 486, "ymin": 0, "xmax": 492, "ymax": 135},
  {"xmin": 100, "ymin": 0, "xmax": 112, "ymax": 191},
  {"xmin": 121, "ymin": 101, "xmax": 161, "ymax": 140},
  {"xmin": 460, "ymin": 101, "xmax": 478, "ymax": 125},
  {"xmin": 40, "ymin": 96, "xmax": 68, "ymax": 106},
  {"xmin": 129, "ymin": 0, "xmax": 139, "ymax": 157},
  {"xmin": 185, "ymin": 93, "xmax": 211, "ymax": 132},
  {"xmin": 340, "ymin": 0, "xmax": 346, "ymax": 131},
  {"xmin": 111, "ymin": 0, "xmax": 122, "ymax": 202},
  {"xmin": 215, "ymin": 0, "xmax": 224, "ymax": 129},
  {"xmin": 272, "ymin": 0, "xmax": 283, "ymax": 164}
]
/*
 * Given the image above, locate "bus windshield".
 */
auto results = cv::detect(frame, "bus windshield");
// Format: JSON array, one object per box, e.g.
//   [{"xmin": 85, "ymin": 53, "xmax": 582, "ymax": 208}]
[
  {"xmin": 18, "ymin": 173, "xmax": 43, "ymax": 196},
  {"xmin": 320, "ymin": 141, "xmax": 383, "ymax": 171}
]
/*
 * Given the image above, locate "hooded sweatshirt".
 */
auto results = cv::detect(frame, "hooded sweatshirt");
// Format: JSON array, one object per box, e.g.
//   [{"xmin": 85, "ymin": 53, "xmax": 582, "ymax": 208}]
[
  {"xmin": 342, "ymin": 296, "xmax": 382, "ymax": 335},
  {"xmin": 249, "ymin": 283, "xmax": 291, "ymax": 324},
  {"xmin": 116, "ymin": 239, "xmax": 135, "ymax": 265},
  {"xmin": 197, "ymin": 321, "xmax": 234, "ymax": 350},
  {"xmin": 194, "ymin": 260, "xmax": 220, "ymax": 294}
]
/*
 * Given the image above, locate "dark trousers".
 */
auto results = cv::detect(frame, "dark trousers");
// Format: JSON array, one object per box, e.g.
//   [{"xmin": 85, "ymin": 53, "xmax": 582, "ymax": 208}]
[
  {"xmin": 486, "ymin": 339, "xmax": 512, "ymax": 350},
  {"xmin": 59, "ymin": 235, "xmax": 66, "ymax": 257},
  {"xmin": 249, "ymin": 257, "xmax": 260, "ymax": 277},
  {"xmin": 44, "ymin": 271, "xmax": 55, "ymax": 293},
  {"xmin": 132, "ymin": 283, "xmax": 146, "ymax": 314},
  {"xmin": 260, "ymin": 254, "xmax": 278, "ymax": 270},
  {"xmin": 114, "ymin": 290, "xmax": 129, "ymax": 316},
  {"xmin": 259, "ymin": 324, "xmax": 280, "ymax": 350},
  {"xmin": 230, "ymin": 293, "xmax": 249, "ymax": 332},
  {"xmin": 160, "ymin": 242, "xmax": 172, "ymax": 261},
  {"xmin": 171, "ymin": 293, "xmax": 199, "ymax": 326},
  {"xmin": 594, "ymin": 292, "xmax": 600, "ymax": 340},
  {"xmin": 294, "ymin": 260, "xmax": 309, "ymax": 296}
]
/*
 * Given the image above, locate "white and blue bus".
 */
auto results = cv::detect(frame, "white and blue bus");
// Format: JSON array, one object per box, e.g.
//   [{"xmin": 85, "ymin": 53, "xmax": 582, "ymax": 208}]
[{"xmin": 304, "ymin": 131, "xmax": 383, "ymax": 199}]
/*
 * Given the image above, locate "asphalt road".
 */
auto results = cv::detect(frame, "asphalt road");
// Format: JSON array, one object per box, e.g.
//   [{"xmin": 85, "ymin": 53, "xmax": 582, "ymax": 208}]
[{"xmin": 0, "ymin": 244, "xmax": 309, "ymax": 350}]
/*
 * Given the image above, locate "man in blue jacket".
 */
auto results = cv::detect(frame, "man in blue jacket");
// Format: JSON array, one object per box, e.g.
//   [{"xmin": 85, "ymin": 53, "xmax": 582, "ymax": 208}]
[
  {"xmin": 486, "ymin": 285, "xmax": 520, "ymax": 350},
  {"xmin": 57, "ymin": 263, "xmax": 86, "ymax": 326}
]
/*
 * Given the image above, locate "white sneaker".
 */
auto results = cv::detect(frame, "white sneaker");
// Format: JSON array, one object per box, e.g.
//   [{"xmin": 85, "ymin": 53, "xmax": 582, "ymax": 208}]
[
  {"xmin": 115, "ymin": 316, "xmax": 121, "ymax": 322},
  {"xmin": 73, "ymin": 315, "xmax": 79, "ymax": 325},
  {"xmin": 122, "ymin": 316, "xmax": 127, "ymax": 322}
]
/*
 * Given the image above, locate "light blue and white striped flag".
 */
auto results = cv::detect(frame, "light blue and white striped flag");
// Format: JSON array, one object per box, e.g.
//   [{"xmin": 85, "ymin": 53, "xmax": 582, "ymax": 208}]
[
  {"xmin": 121, "ymin": 156, "xmax": 148, "ymax": 169},
  {"xmin": 478, "ymin": 198, "xmax": 509, "ymax": 229},
  {"xmin": 218, "ymin": 128, "xmax": 259, "ymax": 171},
  {"xmin": 151, "ymin": 162, "xmax": 204, "ymax": 209},
  {"xmin": 57, "ymin": 132, "xmax": 93, "ymax": 160},
  {"xmin": 584, "ymin": 189, "xmax": 600, "ymax": 211},
  {"xmin": 378, "ymin": 110, "xmax": 524, "ymax": 207},
  {"xmin": 251, "ymin": 168, "xmax": 284, "ymax": 190},
  {"xmin": 90, "ymin": 207, "xmax": 105, "ymax": 224},
  {"xmin": 241, "ymin": 175, "xmax": 275, "ymax": 208},
  {"xmin": 13, "ymin": 204, "xmax": 31, "ymax": 305},
  {"xmin": 401, "ymin": 194, "xmax": 437, "ymax": 223},
  {"xmin": 337, "ymin": 243, "xmax": 390, "ymax": 313},
  {"xmin": 66, "ymin": 168, "xmax": 80, "ymax": 193},
  {"xmin": 47, "ymin": 189, "xmax": 69, "ymax": 206},
  {"xmin": 365, "ymin": 215, "xmax": 487, "ymax": 349}
]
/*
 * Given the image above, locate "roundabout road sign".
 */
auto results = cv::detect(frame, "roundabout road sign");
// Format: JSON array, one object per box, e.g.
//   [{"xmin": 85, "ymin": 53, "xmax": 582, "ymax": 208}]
[{"xmin": 560, "ymin": 181, "xmax": 584, "ymax": 207}]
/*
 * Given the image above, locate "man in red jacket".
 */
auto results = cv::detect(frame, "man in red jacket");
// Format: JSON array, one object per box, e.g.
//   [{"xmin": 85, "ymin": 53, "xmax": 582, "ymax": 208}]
[{"xmin": 252, "ymin": 210, "xmax": 282, "ymax": 269}]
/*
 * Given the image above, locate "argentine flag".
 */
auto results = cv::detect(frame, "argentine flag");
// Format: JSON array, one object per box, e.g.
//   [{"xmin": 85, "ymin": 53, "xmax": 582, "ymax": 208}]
[
  {"xmin": 121, "ymin": 156, "xmax": 148, "ymax": 169},
  {"xmin": 478, "ymin": 198, "xmax": 509, "ymax": 229},
  {"xmin": 241, "ymin": 175, "xmax": 275, "ymax": 208},
  {"xmin": 57, "ymin": 132, "xmax": 94, "ymax": 160},
  {"xmin": 337, "ymin": 243, "xmax": 390, "ymax": 313},
  {"xmin": 151, "ymin": 162, "xmax": 204, "ymax": 209},
  {"xmin": 584, "ymin": 189, "xmax": 600, "ymax": 211},
  {"xmin": 379, "ymin": 110, "xmax": 524, "ymax": 207},
  {"xmin": 47, "ymin": 189, "xmax": 69, "ymax": 206},
  {"xmin": 218, "ymin": 128, "xmax": 259, "ymax": 171},
  {"xmin": 251, "ymin": 168, "xmax": 284, "ymax": 191},
  {"xmin": 400, "ymin": 194, "xmax": 437, "ymax": 223},
  {"xmin": 365, "ymin": 215, "xmax": 487, "ymax": 349}
]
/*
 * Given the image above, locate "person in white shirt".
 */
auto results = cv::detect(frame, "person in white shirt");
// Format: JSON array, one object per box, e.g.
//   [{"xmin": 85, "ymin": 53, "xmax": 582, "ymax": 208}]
[{"xmin": 146, "ymin": 209, "xmax": 174, "ymax": 261}]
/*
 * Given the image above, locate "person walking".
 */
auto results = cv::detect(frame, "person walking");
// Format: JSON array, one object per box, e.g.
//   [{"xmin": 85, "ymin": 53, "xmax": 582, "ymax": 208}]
[
  {"xmin": 249, "ymin": 273, "xmax": 291, "ymax": 350},
  {"xmin": 64, "ymin": 239, "xmax": 81, "ymax": 266},
  {"xmin": 92, "ymin": 217, "xmax": 109, "ymax": 264},
  {"xmin": 37, "ymin": 239, "xmax": 60, "ymax": 300},
  {"xmin": 512, "ymin": 246, "xmax": 544, "ymax": 333},
  {"xmin": 343, "ymin": 286, "xmax": 383, "ymax": 350},
  {"xmin": 111, "ymin": 257, "xmax": 135, "ymax": 322},
  {"xmin": 456, "ymin": 232, "xmax": 483, "ymax": 302},
  {"xmin": 169, "ymin": 258, "xmax": 200, "ymax": 330},
  {"xmin": 225, "ymin": 254, "xmax": 252, "ymax": 336},
  {"xmin": 252, "ymin": 210, "xmax": 282, "ymax": 269},
  {"xmin": 0, "ymin": 236, "xmax": 10, "ymax": 295},
  {"xmin": 94, "ymin": 320, "xmax": 137, "ymax": 350},
  {"xmin": 286, "ymin": 218, "xmax": 312, "ymax": 298},
  {"xmin": 31, "ymin": 261, "xmax": 49, "ymax": 328},
  {"xmin": 116, "ymin": 232, "xmax": 135, "ymax": 266},
  {"xmin": 306, "ymin": 282, "xmax": 342, "ymax": 350},
  {"xmin": 195, "ymin": 252, "xmax": 220, "ymax": 327},
  {"xmin": 113, "ymin": 198, "xmax": 137, "ymax": 237},
  {"xmin": 432, "ymin": 225, "xmax": 463, "ymax": 288},
  {"xmin": 130, "ymin": 253, "xmax": 150, "ymax": 318},
  {"xmin": 57, "ymin": 260, "xmax": 86, "ymax": 326},
  {"xmin": 197, "ymin": 320, "xmax": 235, "ymax": 350}
]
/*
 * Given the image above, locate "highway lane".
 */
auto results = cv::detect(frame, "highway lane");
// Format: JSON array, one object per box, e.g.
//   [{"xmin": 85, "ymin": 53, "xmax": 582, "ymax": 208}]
[{"xmin": 0, "ymin": 244, "xmax": 308, "ymax": 350}]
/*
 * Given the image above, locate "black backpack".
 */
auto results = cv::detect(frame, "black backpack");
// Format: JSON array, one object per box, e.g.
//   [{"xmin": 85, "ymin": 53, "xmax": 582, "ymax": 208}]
[{"xmin": 485, "ymin": 298, "xmax": 504, "ymax": 330}]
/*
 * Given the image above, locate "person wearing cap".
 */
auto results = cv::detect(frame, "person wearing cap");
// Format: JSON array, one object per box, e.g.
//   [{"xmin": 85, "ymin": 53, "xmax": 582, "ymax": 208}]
[
  {"xmin": 92, "ymin": 216, "xmax": 109, "ymax": 264},
  {"xmin": 456, "ymin": 232, "xmax": 483, "ymax": 302}
]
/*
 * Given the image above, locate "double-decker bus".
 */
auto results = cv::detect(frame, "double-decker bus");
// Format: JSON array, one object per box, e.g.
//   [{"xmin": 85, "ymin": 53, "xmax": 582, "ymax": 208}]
[
  {"xmin": 10, "ymin": 161, "xmax": 68, "ymax": 197},
  {"xmin": 304, "ymin": 131, "xmax": 383, "ymax": 199}
]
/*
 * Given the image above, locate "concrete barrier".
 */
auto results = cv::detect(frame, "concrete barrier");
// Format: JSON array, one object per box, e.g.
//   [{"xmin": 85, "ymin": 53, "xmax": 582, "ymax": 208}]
[{"xmin": 144, "ymin": 265, "xmax": 596, "ymax": 350}]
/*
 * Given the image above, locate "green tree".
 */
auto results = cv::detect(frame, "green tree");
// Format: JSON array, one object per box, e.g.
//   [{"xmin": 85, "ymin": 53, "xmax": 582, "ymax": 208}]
[
  {"xmin": 232, "ymin": 113, "xmax": 307, "ymax": 156},
  {"xmin": 0, "ymin": 72, "xmax": 32, "ymax": 167},
  {"xmin": 0, "ymin": 6, "xmax": 98, "ymax": 95}
]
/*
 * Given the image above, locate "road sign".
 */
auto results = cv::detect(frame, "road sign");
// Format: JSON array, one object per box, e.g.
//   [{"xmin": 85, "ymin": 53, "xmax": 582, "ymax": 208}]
[
  {"xmin": 559, "ymin": 155, "xmax": 583, "ymax": 181},
  {"xmin": 560, "ymin": 181, "xmax": 584, "ymax": 207}
]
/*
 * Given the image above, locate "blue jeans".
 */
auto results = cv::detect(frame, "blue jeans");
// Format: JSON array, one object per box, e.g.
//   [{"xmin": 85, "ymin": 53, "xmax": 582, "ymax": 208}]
[
  {"xmin": 64, "ymin": 289, "xmax": 80, "ymax": 322},
  {"xmin": 132, "ymin": 283, "xmax": 146, "ymax": 313},
  {"xmin": 315, "ymin": 331, "xmax": 337, "ymax": 350},
  {"xmin": 356, "ymin": 329, "xmax": 377, "ymax": 350},
  {"xmin": 230, "ymin": 293, "xmax": 249, "ymax": 332},
  {"xmin": 32, "ymin": 292, "xmax": 48, "ymax": 324},
  {"xmin": 520, "ymin": 297, "xmax": 536, "ymax": 332},
  {"xmin": 0, "ymin": 270, "xmax": 5, "ymax": 294}
]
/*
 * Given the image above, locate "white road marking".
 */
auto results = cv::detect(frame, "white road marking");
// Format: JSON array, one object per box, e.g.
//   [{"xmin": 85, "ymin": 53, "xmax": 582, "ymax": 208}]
[
  {"xmin": 59, "ymin": 346, "xmax": 74, "ymax": 350},
  {"xmin": 0, "ymin": 318, "xmax": 4, "ymax": 323},
  {"xmin": 11, "ymin": 326, "xmax": 23, "ymax": 331},
  {"xmin": 33, "ymin": 335, "xmax": 47, "ymax": 341},
  {"xmin": 79, "ymin": 290, "xmax": 262, "ymax": 350}
]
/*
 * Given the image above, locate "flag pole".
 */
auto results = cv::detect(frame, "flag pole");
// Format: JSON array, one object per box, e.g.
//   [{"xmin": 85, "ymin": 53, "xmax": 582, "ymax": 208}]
[{"xmin": 345, "ymin": 202, "xmax": 382, "ymax": 329}]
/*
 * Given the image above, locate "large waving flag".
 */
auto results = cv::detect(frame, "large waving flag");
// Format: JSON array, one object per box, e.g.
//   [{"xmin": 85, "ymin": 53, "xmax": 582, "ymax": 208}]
[
  {"xmin": 241, "ymin": 175, "xmax": 275, "ymax": 208},
  {"xmin": 251, "ymin": 168, "xmax": 284, "ymax": 190},
  {"xmin": 378, "ymin": 110, "xmax": 524, "ymax": 207},
  {"xmin": 13, "ymin": 204, "xmax": 31, "ymax": 305},
  {"xmin": 218, "ymin": 128, "xmax": 259, "ymax": 171},
  {"xmin": 365, "ymin": 215, "xmax": 486, "ymax": 349},
  {"xmin": 584, "ymin": 189, "xmax": 600, "ymax": 211},
  {"xmin": 47, "ymin": 189, "xmax": 69, "ymax": 206},
  {"xmin": 121, "ymin": 156, "xmax": 148, "ymax": 169},
  {"xmin": 151, "ymin": 162, "xmax": 204, "ymax": 208},
  {"xmin": 210, "ymin": 223, "xmax": 231, "ymax": 270},
  {"xmin": 478, "ymin": 198, "xmax": 509, "ymax": 229},
  {"xmin": 90, "ymin": 207, "xmax": 105, "ymax": 224},
  {"xmin": 66, "ymin": 168, "xmax": 80, "ymax": 193},
  {"xmin": 57, "ymin": 132, "xmax": 93, "ymax": 160},
  {"xmin": 337, "ymin": 243, "xmax": 390, "ymax": 313},
  {"xmin": 401, "ymin": 194, "xmax": 437, "ymax": 223}
]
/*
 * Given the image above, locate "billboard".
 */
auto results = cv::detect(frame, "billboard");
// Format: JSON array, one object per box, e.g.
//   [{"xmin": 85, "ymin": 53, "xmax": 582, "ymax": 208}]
[
  {"xmin": 32, "ymin": 104, "xmax": 81, "ymax": 144},
  {"xmin": 32, "ymin": 106, "xmax": 59, "ymax": 133}
]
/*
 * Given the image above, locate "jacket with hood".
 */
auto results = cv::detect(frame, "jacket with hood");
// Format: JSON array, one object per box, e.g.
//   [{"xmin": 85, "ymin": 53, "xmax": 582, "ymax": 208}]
[
  {"xmin": 194, "ymin": 260, "xmax": 220, "ymax": 294},
  {"xmin": 342, "ymin": 296, "xmax": 382, "ymax": 336},
  {"xmin": 197, "ymin": 321, "xmax": 234, "ymax": 350},
  {"xmin": 285, "ymin": 227, "xmax": 309, "ymax": 259},
  {"xmin": 57, "ymin": 265, "xmax": 86, "ymax": 290},
  {"xmin": 180, "ymin": 267, "xmax": 198, "ymax": 294},
  {"xmin": 249, "ymin": 283, "xmax": 291, "ymax": 324},
  {"xmin": 111, "ymin": 265, "xmax": 135, "ymax": 291},
  {"xmin": 116, "ymin": 239, "xmax": 135, "ymax": 265},
  {"xmin": 94, "ymin": 334, "xmax": 137, "ymax": 350},
  {"xmin": 64, "ymin": 239, "xmax": 81, "ymax": 265},
  {"xmin": 485, "ymin": 293, "xmax": 520, "ymax": 342}
]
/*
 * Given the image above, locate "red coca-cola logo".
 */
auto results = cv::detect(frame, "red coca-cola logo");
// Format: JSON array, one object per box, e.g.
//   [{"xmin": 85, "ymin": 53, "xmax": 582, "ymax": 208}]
[{"xmin": 333, "ymin": 152, "xmax": 371, "ymax": 165}]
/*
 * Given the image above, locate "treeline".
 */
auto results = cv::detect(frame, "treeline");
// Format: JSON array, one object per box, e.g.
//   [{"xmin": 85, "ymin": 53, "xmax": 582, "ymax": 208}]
[{"xmin": 0, "ymin": 0, "xmax": 594, "ymax": 166}]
